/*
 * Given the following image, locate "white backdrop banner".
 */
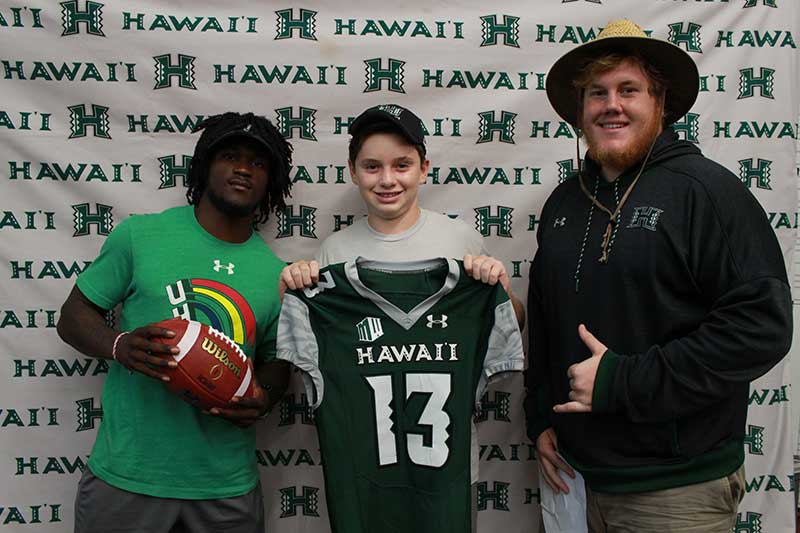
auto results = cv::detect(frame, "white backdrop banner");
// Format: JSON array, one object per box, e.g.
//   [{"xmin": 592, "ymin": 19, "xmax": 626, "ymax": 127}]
[{"xmin": 1, "ymin": 1, "xmax": 798, "ymax": 531}]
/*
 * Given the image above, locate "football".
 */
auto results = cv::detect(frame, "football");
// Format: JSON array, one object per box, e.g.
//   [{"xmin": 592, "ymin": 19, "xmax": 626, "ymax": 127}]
[{"xmin": 153, "ymin": 317, "xmax": 256, "ymax": 410}]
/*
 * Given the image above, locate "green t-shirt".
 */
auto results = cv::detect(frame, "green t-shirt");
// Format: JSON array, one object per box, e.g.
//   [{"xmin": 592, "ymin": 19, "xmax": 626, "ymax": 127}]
[
  {"xmin": 76, "ymin": 205, "xmax": 284, "ymax": 499},
  {"xmin": 278, "ymin": 258, "xmax": 524, "ymax": 532}
]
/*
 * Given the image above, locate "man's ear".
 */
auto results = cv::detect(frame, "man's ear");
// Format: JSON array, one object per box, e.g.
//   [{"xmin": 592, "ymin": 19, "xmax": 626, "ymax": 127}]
[{"xmin": 657, "ymin": 91, "xmax": 667, "ymax": 127}]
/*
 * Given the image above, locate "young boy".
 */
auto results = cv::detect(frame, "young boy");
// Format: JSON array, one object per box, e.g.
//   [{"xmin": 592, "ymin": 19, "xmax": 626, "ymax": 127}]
[
  {"xmin": 280, "ymin": 103, "xmax": 524, "ymax": 323},
  {"xmin": 279, "ymin": 104, "xmax": 524, "ymax": 532}
]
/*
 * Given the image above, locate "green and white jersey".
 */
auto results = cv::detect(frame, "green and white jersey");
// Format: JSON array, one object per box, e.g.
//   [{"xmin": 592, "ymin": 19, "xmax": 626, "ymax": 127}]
[{"xmin": 277, "ymin": 258, "xmax": 524, "ymax": 533}]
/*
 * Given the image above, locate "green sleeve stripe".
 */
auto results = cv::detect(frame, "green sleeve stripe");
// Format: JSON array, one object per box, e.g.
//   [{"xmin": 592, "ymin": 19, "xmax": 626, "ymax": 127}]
[{"xmin": 592, "ymin": 349, "xmax": 619, "ymax": 413}]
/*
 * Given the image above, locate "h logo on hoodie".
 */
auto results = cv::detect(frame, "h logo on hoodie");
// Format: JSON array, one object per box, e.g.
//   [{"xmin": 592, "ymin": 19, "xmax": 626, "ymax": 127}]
[{"xmin": 627, "ymin": 207, "xmax": 663, "ymax": 232}]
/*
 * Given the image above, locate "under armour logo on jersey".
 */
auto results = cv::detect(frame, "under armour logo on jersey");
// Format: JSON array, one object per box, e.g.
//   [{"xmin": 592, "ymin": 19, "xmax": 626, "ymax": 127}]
[
  {"xmin": 553, "ymin": 217, "xmax": 567, "ymax": 228},
  {"xmin": 357, "ymin": 317, "xmax": 384, "ymax": 342},
  {"xmin": 213, "ymin": 260, "xmax": 235, "ymax": 275},
  {"xmin": 426, "ymin": 314, "xmax": 448, "ymax": 328}
]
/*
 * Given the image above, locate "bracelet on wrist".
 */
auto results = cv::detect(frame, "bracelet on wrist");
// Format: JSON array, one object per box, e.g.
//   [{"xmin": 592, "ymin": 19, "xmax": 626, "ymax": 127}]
[{"xmin": 111, "ymin": 331, "xmax": 129, "ymax": 361}]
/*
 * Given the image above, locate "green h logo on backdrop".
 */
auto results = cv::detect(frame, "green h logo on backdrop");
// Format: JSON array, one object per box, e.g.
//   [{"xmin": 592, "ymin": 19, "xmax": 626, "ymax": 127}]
[
  {"xmin": 672, "ymin": 113, "xmax": 700, "ymax": 143},
  {"xmin": 279, "ymin": 393, "xmax": 315, "ymax": 426},
  {"xmin": 333, "ymin": 215, "xmax": 355, "ymax": 231},
  {"xmin": 738, "ymin": 158, "xmax": 772, "ymax": 189},
  {"xmin": 68, "ymin": 104, "xmax": 110, "ymax": 139},
  {"xmin": 275, "ymin": 9, "xmax": 317, "ymax": 40},
  {"xmin": 153, "ymin": 54, "xmax": 197, "ymax": 90},
  {"xmin": 557, "ymin": 159, "xmax": 580, "ymax": 183},
  {"xmin": 72, "ymin": 203, "xmax": 113, "ymax": 236},
  {"xmin": 105, "ymin": 309, "xmax": 115, "ymax": 329},
  {"xmin": 75, "ymin": 398, "xmax": 103, "ymax": 431},
  {"xmin": 743, "ymin": 0, "xmax": 777, "ymax": 7},
  {"xmin": 275, "ymin": 107, "xmax": 317, "ymax": 140},
  {"xmin": 280, "ymin": 486, "xmax": 320, "ymax": 517},
  {"xmin": 479, "ymin": 15, "xmax": 520, "ymax": 47},
  {"xmin": 738, "ymin": 67, "xmax": 775, "ymax": 99},
  {"xmin": 733, "ymin": 512, "xmax": 763, "ymax": 533},
  {"xmin": 474, "ymin": 391, "xmax": 512, "ymax": 422},
  {"xmin": 60, "ymin": 0, "xmax": 104, "ymax": 36},
  {"xmin": 477, "ymin": 481, "xmax": 511, "ymax": 511},
  {"xmin": 743, "ymin": 424, "xmax": 765, "ymax": 455},
  {"xmin": 158, "ymin": 155, "xmax": 192, "ymax": 188},
  {"xmin": 474, "ymin": 206, "xmax": 513, "ymax": 237},
  {"xmin": 667, "ymin": 22, "xmax": 703, "ymax": 53},
  {"xmin": 277, "ymin": 205, "xmax": 317, "ymax": 238},
  {"xmin": 477, "ymin": 111, "xmax": 516, "ymax": 144},
  {"xmin": 363, "ymin": 58, "xmax": 406, "ymax": 93}
]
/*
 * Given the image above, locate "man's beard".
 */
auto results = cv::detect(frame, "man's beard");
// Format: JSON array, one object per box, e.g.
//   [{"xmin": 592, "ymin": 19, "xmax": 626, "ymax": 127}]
[
  {"xmin": 206, "ymin": 186, "xmax": 259, "ymax": 219},
  {"xmin": 583, "ymin": 113, "xmax": 662, "ymax": 175}
]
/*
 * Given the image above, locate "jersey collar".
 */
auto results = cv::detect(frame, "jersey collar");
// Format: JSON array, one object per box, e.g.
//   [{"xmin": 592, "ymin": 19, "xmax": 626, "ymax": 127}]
[{"xmin": 343, "ymin": 257, "xmax": 460, "ymax": 331}]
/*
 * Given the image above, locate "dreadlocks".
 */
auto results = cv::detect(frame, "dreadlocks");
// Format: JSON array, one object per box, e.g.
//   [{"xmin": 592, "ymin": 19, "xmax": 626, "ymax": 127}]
[{"xmin": 186, "ymin": 112, "xmax": 293, "ymax": 226}]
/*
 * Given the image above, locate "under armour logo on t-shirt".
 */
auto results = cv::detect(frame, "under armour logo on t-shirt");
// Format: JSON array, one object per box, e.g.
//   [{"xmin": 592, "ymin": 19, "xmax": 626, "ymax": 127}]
[{"xmin": 213, "ymin": 260, "xmax": 235, "ymax": 275}]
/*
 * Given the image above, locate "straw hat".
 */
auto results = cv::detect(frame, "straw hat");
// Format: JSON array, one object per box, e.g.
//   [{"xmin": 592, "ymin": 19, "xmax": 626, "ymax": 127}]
[{"xmin": 545, "ymin": 19, "xmax": 699, "ymax": 127}]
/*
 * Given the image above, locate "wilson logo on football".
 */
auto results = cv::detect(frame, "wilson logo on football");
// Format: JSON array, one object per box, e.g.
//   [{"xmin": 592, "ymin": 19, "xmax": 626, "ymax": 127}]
[
  {"xmin": 201, "ymin": 337, "xmax": 243, "ymax": 378},
  {"xmin": 152, "ymin": 318, "xmax": 256, "ymax": 410}
]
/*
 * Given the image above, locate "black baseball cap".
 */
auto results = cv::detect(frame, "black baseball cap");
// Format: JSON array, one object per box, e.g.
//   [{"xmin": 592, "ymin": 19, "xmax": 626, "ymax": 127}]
[
  {"xmin": 350, "ymin": 104, "xmax": 426, "ymax": 154},
  {"xmin": 203, "ymin": 112, "xmax": 277, "ymax": 158}
]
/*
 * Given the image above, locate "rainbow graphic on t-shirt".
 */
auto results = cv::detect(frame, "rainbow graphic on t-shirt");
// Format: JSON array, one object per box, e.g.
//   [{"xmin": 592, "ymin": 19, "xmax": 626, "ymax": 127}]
[{"xmin": 165, "ymin": 278, "xmax": 256, "ymax": 349}]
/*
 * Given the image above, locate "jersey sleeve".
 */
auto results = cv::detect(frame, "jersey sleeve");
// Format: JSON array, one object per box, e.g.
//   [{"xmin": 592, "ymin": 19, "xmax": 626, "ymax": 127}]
[
  {"xmin": 75, "ymin": 216, "xmax": 134, "ymax": 310},
  {"xmin": 276, "ymin": 293, "xmax": 324, "ymax": 409},
  {"xmin": 476, "ymin": 295, "xmax": 525, "ymax": 405}
]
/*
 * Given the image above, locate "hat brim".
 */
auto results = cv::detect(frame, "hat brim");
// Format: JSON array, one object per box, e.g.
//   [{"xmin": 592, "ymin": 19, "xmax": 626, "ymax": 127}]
[
  {"xmin": 208, "ymin": 130, "xmax": 272, "ymax": 152},
  {"xmin": 546, "ymin": 36, "xmax": 699, "ymax": 127},
  {"xmin": 350, "ymin": 108, "xmax": 426, "ymax": 148},
  {"xmin": 207, "ymin": 130, "xmax": 281, "ymax": 168}
]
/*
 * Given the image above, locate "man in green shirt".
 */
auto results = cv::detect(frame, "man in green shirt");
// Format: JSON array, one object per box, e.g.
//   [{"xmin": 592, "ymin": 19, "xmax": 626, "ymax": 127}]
[{"xmin": 57, "ymin": 112, "xmax": 293, "ymax": 533}]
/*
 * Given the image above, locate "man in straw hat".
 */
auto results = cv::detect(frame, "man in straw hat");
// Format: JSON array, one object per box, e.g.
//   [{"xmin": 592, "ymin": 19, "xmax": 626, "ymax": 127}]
[{"xmin": 524, "ymin": 19, "xmax": 791, "ymax": 531}]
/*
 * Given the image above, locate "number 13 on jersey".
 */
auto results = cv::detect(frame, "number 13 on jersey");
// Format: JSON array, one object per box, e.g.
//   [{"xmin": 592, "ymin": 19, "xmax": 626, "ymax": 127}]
[{"xmin": 365, "ymin": 373, "xmax": 452, "ymax": 468}]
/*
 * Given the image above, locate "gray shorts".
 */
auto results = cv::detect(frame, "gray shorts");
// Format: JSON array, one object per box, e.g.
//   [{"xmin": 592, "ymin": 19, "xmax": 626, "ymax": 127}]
[{"xmin": 74, "ymin": 468, "xmax": 265, "ymax": 533}]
